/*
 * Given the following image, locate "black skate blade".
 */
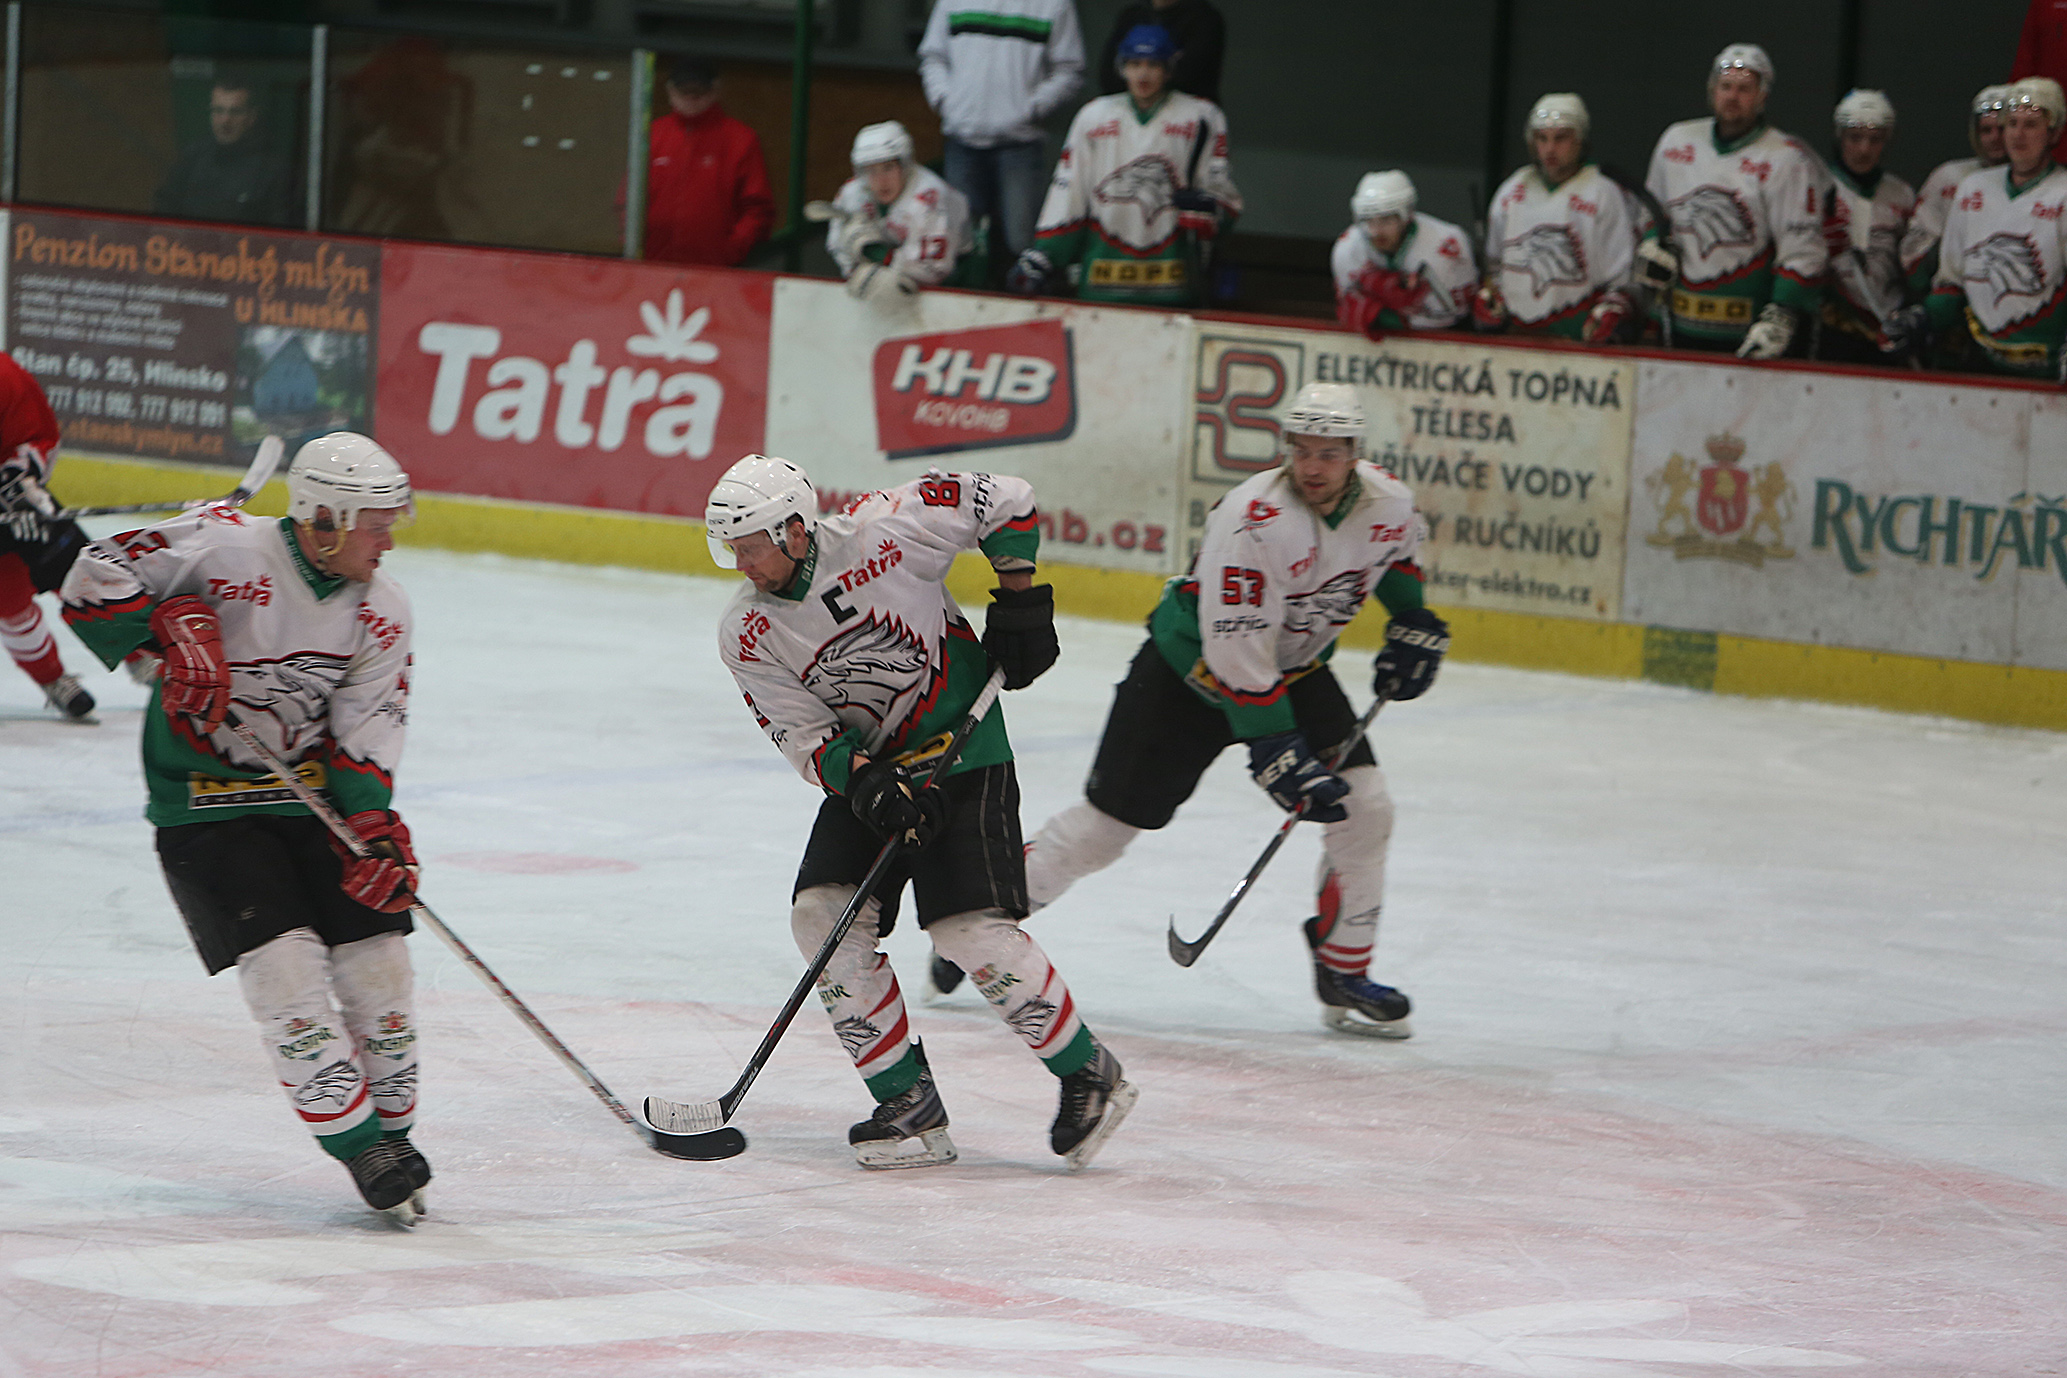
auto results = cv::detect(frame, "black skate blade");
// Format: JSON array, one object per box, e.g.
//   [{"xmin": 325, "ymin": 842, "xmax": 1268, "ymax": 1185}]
[{"xmin": 645, "ymin": 1123, "xmax": 748, "ymax": 1161}]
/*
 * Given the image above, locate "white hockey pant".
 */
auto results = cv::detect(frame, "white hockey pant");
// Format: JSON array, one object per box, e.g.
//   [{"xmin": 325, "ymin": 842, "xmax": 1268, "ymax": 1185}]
[
  {"xmin": 236, "ymin": 928, "xmax": 418, "ymax": 1145},
  {"xmin": 793, "ymin": 887, "xmax": 1089, "ymax": 1082},
  {"xmin": 1312, "ymin": 765, "xmax": 1393, "ymax": 976},
  {"xmin": 1024, "ymin": 800, "xmax": 1141, "ymax": 910}
]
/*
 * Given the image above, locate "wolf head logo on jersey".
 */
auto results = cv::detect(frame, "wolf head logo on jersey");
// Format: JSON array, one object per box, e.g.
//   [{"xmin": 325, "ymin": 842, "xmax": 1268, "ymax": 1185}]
[
  {"xmin": 803, "ymin": 611, "xmax": 931, "ymax": 727},
  {"xmin": 1962, "ymin": 233, "xmax": 2046, "ymax": 304},
  {"xmin": 1281, "ymin": 569, "xmax": 1369, "ymax": 636},
  {"xmin": 1503, "ymin": 224, "xmax": 1588, "ymax": 295},
  {"xmin": 1666, "ymin": 186, "xmax": 1757, "ymax": 258},
  {"xmin": 291, "ymin": 1060, "xmax": 363, "ymax": 1114},
  {"xmin": 1094, "ymin": 157, "xmax": 1179, "ymax": 228},
  {"xmin": 232, "ymin": 651, "xmax": 352, "ymax": 741}
]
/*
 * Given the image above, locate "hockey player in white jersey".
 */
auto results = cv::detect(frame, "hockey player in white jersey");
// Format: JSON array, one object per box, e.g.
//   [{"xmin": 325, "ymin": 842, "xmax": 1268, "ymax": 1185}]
[
  {"xmin": 1476, "ymin": 93, "xmax": 1649, "ymax": 342},
  {"xmin": 1332, "ymin": 170, "xmax": 1476, "ymax": 334},
  {"xmin": 1645, "ymin": 43, "xmax": 1831, "ymax": 357},
  {"xmin": 1900, "ymin": 85, "xmax": 2011, "ymax": 303},
  {"xmin": 708, "ymin": 454, "xmax": 1135, "ymax": 1170},
  {"xmin": 1818, "ymin": 90, "xmax": 1915, "ymax": 364},
  {"xmin": 58, "ymin": 434, "xmax": 430, "ymax": 1225},
  {"xmin": 935, "ymin": 384, "xmax": 1446, "ymax": 1038},
  {"xmin": 825, "ymin": 120, "xmax": 975, "ymax": 302},
  {"xmin": 1011, "ymin": 23, "xmax": 1240, "ymax": 307},
  {"xmin": 1910, "ymin": 77, "xmax": 2067, "ymax": 379}
]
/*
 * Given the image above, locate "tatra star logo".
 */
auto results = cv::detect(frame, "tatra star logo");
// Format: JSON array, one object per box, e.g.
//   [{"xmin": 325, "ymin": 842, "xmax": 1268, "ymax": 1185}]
[{"xmin": 628, "ymin": 288, "xmax": 721, "ymax": 363}]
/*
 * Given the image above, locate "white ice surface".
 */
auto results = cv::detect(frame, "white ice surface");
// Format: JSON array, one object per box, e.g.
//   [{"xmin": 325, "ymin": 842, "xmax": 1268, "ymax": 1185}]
[{"xmin": 3, "ymin": 544, "xmax": 2064, "ymax": 1377}]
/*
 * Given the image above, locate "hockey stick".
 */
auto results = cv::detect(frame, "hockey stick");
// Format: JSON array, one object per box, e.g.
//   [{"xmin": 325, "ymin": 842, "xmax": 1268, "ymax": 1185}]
[
  {"xmin": 217, "ymin": 713, "xmax": 737, "ymax": 1161},
  {"xmin": 1166, "ymin": 695, "xmax": 1387, "ymax": 968},
  {"xmin": 642, "ymin": 666, "xmax": 1009, "ymax": 1160},
  {"xmin": 57, "ymin": 435, "xmax": 283, "ymax": 520}
]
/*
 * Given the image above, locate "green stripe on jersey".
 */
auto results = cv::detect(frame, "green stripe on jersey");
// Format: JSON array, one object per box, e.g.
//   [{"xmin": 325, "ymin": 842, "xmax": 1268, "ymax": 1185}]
[{"xmin": 947, "ymin": 12, "xmax": 1054, "ymax": 40}]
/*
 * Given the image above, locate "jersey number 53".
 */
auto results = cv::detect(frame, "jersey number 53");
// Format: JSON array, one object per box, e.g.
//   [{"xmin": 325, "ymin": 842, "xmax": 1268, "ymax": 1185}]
[{"xmin": 1220, "ymin": 566, "xmax": 1264, "ymax": 606}]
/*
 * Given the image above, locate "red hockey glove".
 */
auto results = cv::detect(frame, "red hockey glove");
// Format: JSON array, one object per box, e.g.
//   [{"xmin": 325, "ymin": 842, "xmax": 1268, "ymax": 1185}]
[
  {"xmin": 148, "ymin": 594, "xmax": 230, "ymax": 731},
  {"xmin": 333, "ymin": 809, "xmax": 420, "ymax": 913},
  {"xmin": 1581, "ymin": 289, "xmax": 1637, "ymax": 344},
  {"xmin": 1356, "ymin": 267, "xmax": 1429, "ymax": 317},
  {"xmin": 1470, "ymin": 281, "xmax": 1507, "ymax": 332}
]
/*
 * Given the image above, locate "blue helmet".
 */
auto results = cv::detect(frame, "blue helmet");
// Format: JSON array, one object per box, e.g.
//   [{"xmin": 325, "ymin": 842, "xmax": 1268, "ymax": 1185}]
[{"xmin": 1115, "ymin": 23, "xmax": 1178, "ymax": 70}]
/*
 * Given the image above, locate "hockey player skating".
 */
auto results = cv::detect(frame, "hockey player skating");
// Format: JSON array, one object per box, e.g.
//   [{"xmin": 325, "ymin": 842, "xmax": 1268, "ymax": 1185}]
[
  {"xmin": 1010, "ymin": 23, "xmax": 1240, "ymax": 307},
  {"xmin": 1476, "ymin": 94, "xmax": 1650, "ymax": 342},
  {"xmin": 1904, "ymin": 77, "xmax": 2067, "ymax": 379},
  {"xmin": 825, "ymin": 120, "xmax": 975, "ymax": 302},
  {"xmin": 1331, "ymin": 170, "xmax": 1476, "ymax": 334},
  {"xmin": 1645, "ymin": 43, "xmax": 1830, "ymax": 358},
  {"xmin": 0, "ymin": 353, "xmax": 96, "ymax": 720},
  {"xmin": 938, "ymin": 383, "xmax": 1447, "ymax": 1038},
  {"xmin": 1818, "ymin": 90, "xmax": 1915, "ymax": 364},
  {"xmin": 707, "ymin": 454, "xmax": 1135, "ymax": 1170},
  {"xmin": 58, "ymin": 433, "xmax": 432, "ymax": 1225}
]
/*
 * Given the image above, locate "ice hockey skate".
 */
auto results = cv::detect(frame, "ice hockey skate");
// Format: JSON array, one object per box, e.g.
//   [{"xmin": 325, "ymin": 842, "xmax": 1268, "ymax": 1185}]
[
  {"xmin": 1304, "ymin": 916, "xmax": 1412, "ymax": 1039},
  {"xmin": 346, "ymin": 1137, "xmax": 425, "ymax": 1226},
  {"xmin": 385, "ymin": 1133, "xmax": 432, "ymax": 1222},
  {"xmin": 42, "ymin": 673, "xmax": 94, "ymax": 722},
  {"xmin": 849, "ymin": 1046, "xmax": 957, "ymax": 1169},
  {"xmin": 1051, "ymin": 1039, "xmax": 1136, "ymax": 1171}
]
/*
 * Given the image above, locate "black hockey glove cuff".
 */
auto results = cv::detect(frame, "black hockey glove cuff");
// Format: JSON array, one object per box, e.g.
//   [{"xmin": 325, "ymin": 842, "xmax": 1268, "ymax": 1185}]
[
  {"xmin": 1372, "ymin": 606, "xmax": 1449, "ymax": 702},
  {"xmin": 848, "ymin": 758, "xmax": 945, "ymax": 848},
  {"xmin": 1246, "ymin": 731, "xmax": 1350, "ymax": 823},
  {"xmin": 981, "ymin": 583, "xmax": 1059, "ymax": 690}
]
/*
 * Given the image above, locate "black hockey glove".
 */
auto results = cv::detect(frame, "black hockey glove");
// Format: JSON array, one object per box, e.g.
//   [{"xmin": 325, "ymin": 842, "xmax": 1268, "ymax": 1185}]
[
  {"xmin": 848, "ymin": 758, "xmax": 946, "ymax": 848},
  {"xmin": 981, "ymin": 583, "xmax": 1059, "ymax": 690},
  {"xmin": 0, "ymin": 461, "xmax": 55, "ymax": 543},
  {"xmin": 1246, "ymin": 731, "xmax": 1350, "ymax": 823},
  {"xmin": 1372, "ymin": 606, "xmax": 1450, "ymax": 702},
  {"xmin": 1006, "ymin": 248, "xmax": 1057, "ymax": 297}
]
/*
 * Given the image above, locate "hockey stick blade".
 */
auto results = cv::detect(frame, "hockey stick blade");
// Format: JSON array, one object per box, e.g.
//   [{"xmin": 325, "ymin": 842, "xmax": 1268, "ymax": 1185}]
[
  {"xmin": 1166, "ymin": 696, "xmax": 1388, "ymax": 966},
  {"xmin": 60, "ymin": 434, "xmax": 284, "ymax": 520},
  {"xmin": 645, "ymin": 1122, "xmax": 748, "ymax": 1161},
  {"xmin": 642, "ymin": 668, "xmax": 1009, "ymax": 1157}
]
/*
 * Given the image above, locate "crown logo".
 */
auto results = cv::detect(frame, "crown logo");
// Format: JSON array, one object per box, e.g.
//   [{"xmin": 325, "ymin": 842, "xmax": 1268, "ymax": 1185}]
[
  {"xmin": 1644, "ymin": 433, "xmax": 1795, "ymax": 567},
  {"xmin": 1703, "ymin": 433, "xmax": 1745, "ymax": 465}
]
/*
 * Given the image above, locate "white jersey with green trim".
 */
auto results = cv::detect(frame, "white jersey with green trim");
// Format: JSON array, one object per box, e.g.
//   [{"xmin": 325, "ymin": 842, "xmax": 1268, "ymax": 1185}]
[
  {"xmin": 1903, "ymin": 156, "xmax": 1985, "ymax": 275},
  {"xmin": 1485, "ymin": 164, "xmax": 1643, "ymax": 329},
  {"xmin": 1192, "ymin": 463, "xmax": 1422, "ymax": 704},
  {"xmin": 58, "ymin": 505, "xmax": 410, "ymax": 825},
  {"xmin": 718, "ymin": 471, "xmax": 1038, "ymax": 791},
  {"xmin": 1329, "ymin": 213, "xmax": 1477, "ymax": 330},
  {"xmin": 1645, "ymin": 118, "xmax": 1831, "ymax": 327},
  {"xmin": 1933, "ymin": 163, "xmax": 2067, "ymax": 349},
  {"xmin": 826, "ymin": 164, "xmax": 974, "ymax": 285},
  {"xmin": 1036, "ymin": 90, "xmax": 1241, "ymax": 254}
]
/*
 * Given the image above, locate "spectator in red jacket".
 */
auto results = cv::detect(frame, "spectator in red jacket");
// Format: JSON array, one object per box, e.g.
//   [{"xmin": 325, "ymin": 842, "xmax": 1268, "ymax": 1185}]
[
  {"xmin": 2014, "ymin": 0, "xmax": 2067, "ymax": 161},
  {"xmin": 643, "ymin": 56, "xmax": 776, "ymax": 267}
]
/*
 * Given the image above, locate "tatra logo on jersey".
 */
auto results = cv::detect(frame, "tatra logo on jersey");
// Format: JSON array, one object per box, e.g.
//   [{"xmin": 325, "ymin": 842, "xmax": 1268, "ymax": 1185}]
[
  {"xmin": 1506, "ymin": 224, "xmax": 1589, "ymax": 292},
  {"xmin": 1965, "ymin": 234, "xmax": 2046, "ymax": 303},
  {"xmin": 1670, "ymin": 187, "xmax": 1757, "ymax": 255}
]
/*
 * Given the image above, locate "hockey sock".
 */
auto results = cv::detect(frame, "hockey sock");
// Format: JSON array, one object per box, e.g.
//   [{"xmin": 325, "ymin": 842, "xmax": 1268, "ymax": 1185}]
[
  {"xmin": 329, "ymin": 932, "xmax": 419, "ymax": 1135},
  {"xmin": 1025, "ymin": 801, "xmax": 1140, "ymax": 909},
  {"xmin": 0, "ymin": 559, "xmax": 61, "ymax": 684},
  {"xmin": 792, "ymin": 884, "xmax": 918, "ymax": 1100},
  {"xmin": 236, "ymin": 927, "xmax": 376, "ymax": 1159},
  {"xmin": 1312, "ymin": 765, "xmax": 1392, "ymax": 974},
  {"xmin": 927, "ymin": 909, "xmax": 1095, "ymax": 1077}
]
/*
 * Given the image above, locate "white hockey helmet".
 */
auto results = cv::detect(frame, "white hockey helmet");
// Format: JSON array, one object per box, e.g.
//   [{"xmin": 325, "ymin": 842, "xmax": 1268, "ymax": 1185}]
[
  {"xmin": 850, "ymin": 120, "xmax": 914, "ymax": 170},
  {"xmin": 704, "ymin": 453, "xmax": 817, "ymax": 568},
  {"xmin": 1709, "ymin": 43, "xmax": 1774, "ymax": 93},
  {"xmin": 286, "ymin": 432, "xmax": 412, "ymax": 531},
  {"xmin": 1280, "ymin": 381, "xmax": 1366, "ymax": 457},
  {"xmin": 1834, "ymin": 89, "xmax": 1896, "ymax": 135},
  {"xmin": 1526, "ymin": 92, "xmax": 1590, "ymax": 140},
  {"xmin": 1973, "ymin": 83, "xmax": 2014, "ymax": 119},
  {"xmin": 2005, "ymin": 76, "xmax": 2067, "ymax": 134},
  {"xmin": 1351, "ymin": 170, "xmax": 1416, "ymax": 223}
]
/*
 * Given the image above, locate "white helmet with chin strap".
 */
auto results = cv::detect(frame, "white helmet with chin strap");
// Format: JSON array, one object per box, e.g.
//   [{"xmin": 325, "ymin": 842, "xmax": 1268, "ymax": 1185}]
[
  {"xmin": 851, "ymin": 120, "xmax": 915, "ymax": 170},
  {"xmin": 2006, "ymin": 76, "xmax": 2067, "ymax": 135},
  {"xmin": 1280, "ymin": 381, "xmax": 1366, "ymax": 459},
  {"xmin": 287, "ymin": 432, "xmax": 412, "ymax": 532},
  {"xmin": 1351, "ymin": 170, "xmax": 1416, "ymax": 224},
  {"xmin": 1834, "ymin": 88, "xmax": 1896, "ymax": 135},
  {"xmin": 705, "ymin": 453, "xmax": 817, "ymax": 568},
  {"xmin": 1709, "ymin": 43, "xmax": 1774, "ymax": 94},
  {"xmin": 1526, "ymin": 92, "xmax": 1590, "ymax": 140}
]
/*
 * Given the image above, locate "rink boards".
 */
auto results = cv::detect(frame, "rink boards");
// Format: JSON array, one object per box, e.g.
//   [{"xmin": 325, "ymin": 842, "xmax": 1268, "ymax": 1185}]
[{"xmin": 9, "ymin": 204, "xmax": 2067, "ymax": 730}]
